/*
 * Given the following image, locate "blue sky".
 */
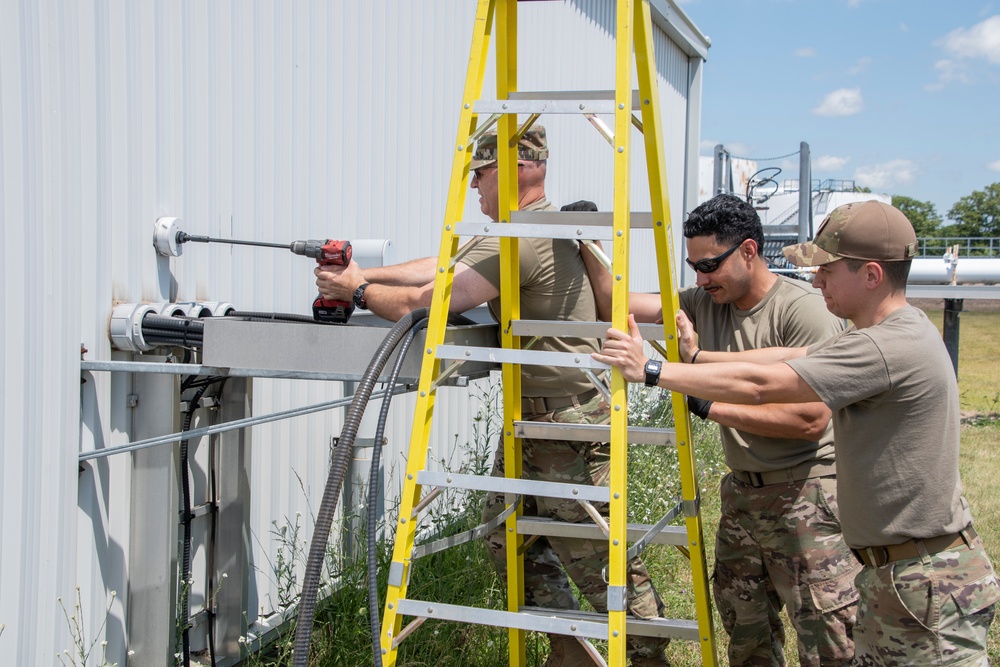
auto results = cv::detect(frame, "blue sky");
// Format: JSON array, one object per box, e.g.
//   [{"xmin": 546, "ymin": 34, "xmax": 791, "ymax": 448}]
[{"xmin": 679, "ymin": 1, "xmax": 1000, "ymax": 222}]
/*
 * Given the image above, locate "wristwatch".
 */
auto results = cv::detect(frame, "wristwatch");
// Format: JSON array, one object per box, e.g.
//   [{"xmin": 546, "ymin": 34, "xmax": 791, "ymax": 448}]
[
  {"xmin": 352, "ymin": 283, "xmax": 370, "ymax": 310},
  {"xmin": 643, "ymin": 359, "xmax": 662, "ymax": 387}
]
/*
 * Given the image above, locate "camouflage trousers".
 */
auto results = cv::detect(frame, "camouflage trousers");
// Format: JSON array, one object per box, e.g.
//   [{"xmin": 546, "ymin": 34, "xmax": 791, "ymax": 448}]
[
  {"xmin": 713, "ymin": 474, "xmax": 861, "ymax": 667},
  {"xmin": 482, "ymin": 392, "xmax": 669, "ymax": 660},
  {"xmin": 852, "ymin": 536, "xmax": 1000, "ymax": 666}
]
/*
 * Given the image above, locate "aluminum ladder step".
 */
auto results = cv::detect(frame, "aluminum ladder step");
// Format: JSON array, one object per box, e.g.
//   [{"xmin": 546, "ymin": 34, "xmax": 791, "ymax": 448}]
[
  {"xmin": 474, "ymin": 89, "xmax": 644, "ymax": 115},
  {"xmin": 512, "ymin": 319, "xmax": 668, "ymax": 341},
  {"xmin": 518, "ymin": 517, "xmax": 688, "ymax": 547},
  {"xmin": 454, "ymin": 211, "xmax": 656, "ymax": 243},
  {"xmin": 417, "ymin": 470, "xmax": 610, "ymax": 504},
  {"xmin": 513, "ymin": 421, "xmax": 675, "ymax": 447},
  {"xmin": 395, "ymin": 599, "xmax": 700, "ymax": 642}
]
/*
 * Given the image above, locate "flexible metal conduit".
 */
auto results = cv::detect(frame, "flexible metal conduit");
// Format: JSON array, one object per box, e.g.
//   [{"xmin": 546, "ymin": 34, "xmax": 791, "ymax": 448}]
[
  {"xmin": 366, "ymin": 318, "xmax": 427, "ymax": 667},
  {"xmin": 292, "ymin": 308, "xmax": 430, "ymax": 666}
]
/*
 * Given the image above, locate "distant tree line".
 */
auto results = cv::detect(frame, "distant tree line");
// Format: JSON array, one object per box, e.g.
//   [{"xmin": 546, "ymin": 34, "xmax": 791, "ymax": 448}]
[{"xmin": 893, "ymin": 182, "xmax": 1000, "ymax": 256}]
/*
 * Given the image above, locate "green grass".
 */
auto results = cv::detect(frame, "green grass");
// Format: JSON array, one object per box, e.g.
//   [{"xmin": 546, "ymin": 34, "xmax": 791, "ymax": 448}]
[{"xmin": 923, "ymin": 310, "xmax": 1000, "ymax": 416}]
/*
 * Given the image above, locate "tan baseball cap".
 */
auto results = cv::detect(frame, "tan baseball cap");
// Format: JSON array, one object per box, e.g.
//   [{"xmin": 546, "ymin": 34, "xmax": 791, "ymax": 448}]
[
  {"xmin": 783, "ymin": 200, "xmax": 918, "ymax": 267},
  {"xmin": 470, "ymin": 126, "xmax": 548, "ymax": 170}
]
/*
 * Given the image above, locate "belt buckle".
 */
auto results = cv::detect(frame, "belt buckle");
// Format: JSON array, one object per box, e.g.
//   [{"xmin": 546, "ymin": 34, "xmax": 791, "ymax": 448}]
[{"xmin": 865, "ymin": 546, "xmax": 891, "ymax": 568}]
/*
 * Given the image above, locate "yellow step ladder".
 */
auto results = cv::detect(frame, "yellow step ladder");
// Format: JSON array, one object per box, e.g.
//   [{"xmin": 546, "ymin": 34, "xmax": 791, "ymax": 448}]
[{"xmin": 380, "ymin": 1, "xmax": 717, "ymax": 665}]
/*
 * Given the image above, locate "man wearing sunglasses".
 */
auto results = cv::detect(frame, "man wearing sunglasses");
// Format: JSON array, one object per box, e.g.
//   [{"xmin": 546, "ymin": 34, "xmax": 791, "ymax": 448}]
[
  {"xmin": 594, "ymin": 200, "xmax": 999, "ymax": 666},
  {"xmin": 584, "ymin": 194, "xmax": 860, "ymax": 666}
]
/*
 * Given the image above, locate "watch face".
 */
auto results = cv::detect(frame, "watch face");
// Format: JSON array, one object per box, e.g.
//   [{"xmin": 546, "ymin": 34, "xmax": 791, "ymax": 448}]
[{"xmin": 644, "ymin": 360, "xmax": 661, "ymax": 386}]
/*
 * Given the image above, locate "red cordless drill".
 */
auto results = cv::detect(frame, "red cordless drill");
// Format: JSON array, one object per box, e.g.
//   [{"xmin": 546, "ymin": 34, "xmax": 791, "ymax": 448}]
[
  {"xmin": 290, "ymin": 239, "xmax": 355, "ymax": 324},
  {"xmin": 175, "ymin": 232, "xmax": 356, "ymax": 324}
]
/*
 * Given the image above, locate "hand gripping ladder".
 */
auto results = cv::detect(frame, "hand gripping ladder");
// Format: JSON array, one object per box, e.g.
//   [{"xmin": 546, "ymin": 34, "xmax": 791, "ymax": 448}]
[{"xmin": 380, "ymin": 2, "xmax": 717, "ymax": 665}]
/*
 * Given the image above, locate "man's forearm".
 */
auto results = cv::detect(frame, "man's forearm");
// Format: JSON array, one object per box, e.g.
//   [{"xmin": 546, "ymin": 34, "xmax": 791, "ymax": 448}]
[
  {"xmin": 706, "ymin": 401, "xmax": 831, "ymax": 440},
  {"xmin": 694, "ymin": 345, "xmax": 804, "ymax": 366},
  {"xmin": 363, "ymin": 283, "xmax": 434, "ymax": 322},
  {"xmin": 363, "ymin": 256, "xmax": 439, "ymax": 286}
]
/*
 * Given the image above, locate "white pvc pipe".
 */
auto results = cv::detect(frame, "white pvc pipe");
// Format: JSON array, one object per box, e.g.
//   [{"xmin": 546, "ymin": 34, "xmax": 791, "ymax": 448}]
[
  {"xmin": 351, "ymin": 238, "xmax": 394, "ymax": 268},
  {"xmin": 909, "ymin": 257, "xmax": 1000, "ymax": 285}
]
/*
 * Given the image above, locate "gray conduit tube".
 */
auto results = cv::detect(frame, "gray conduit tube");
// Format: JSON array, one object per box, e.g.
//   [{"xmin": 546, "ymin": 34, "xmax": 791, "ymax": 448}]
[
  {"xmin": 367, "ymin": 318, "xmax": 427, "ymax": 666},
  {"xmin": 292, "ymin": 308, "xmax": 430, "ymax": 666}
]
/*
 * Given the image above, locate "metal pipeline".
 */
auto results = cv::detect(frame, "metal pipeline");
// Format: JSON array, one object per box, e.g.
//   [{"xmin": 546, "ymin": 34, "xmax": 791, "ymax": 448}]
[{"xmin": 908, "ymin": 256, "xmax": 1000, "ymax": 285}]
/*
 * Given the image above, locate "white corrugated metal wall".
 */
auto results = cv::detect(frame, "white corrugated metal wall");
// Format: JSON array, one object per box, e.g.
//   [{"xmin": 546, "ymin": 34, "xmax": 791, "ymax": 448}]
[{"xmin": 0, "ymin": 1, "xmax": 707, "ymax": 663}]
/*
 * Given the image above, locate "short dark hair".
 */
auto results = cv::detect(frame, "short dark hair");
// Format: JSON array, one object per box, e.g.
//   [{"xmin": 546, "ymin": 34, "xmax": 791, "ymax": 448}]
[
  {"xmin": 843, "ymin": 258, "xmax": 912, "ymax": 291},
  {"xmin": 683, "ymin": 194, "xmax": 765, "ymax": 252}
]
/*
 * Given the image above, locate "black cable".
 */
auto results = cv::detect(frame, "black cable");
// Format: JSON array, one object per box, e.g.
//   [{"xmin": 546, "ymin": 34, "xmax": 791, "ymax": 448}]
[
  {"xmin": 205, "ymin": 378, "xmax": 229, "ymax": 667},
  {"xmin": 179, "ymin": 382, "xmax": 211, "ymax": 666},
  {"xmin": 367, "ymin": 318, "xmax": 427, "ymax": 666},
  {"xmin": 141, "ymin": 334, "xmax": 203, "ymax": 348},
  {"xmin": 292, "ymin": 308, "xmax": 430, "ymax": 667},
  {"xmin": 232, "ymin": 311, "xmax": 317, "ymax": 324},
  {"xmin": 143, "ymin": 314, "xmax": 207, "ymax": 333}
]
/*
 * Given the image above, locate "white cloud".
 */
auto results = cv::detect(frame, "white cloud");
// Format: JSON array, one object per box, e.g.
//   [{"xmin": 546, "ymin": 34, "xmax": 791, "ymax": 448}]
[
  {"xmin": 900, "ymin": 23, "xmax": 910, "ymax": 33},
  {"xmin": 988, "ymin": 159, "xmax": 1000, "ymax": 171},
  {"xmin": 814, "ymin": 155, "xmax": 850, "ymax": 172},
  {"xmin": 938, "ymin": 15, "xmax": 1000, "ymax": 65},
  {"xmin": 924, "ymin": 58, "xmax": 973, "ymax": 91},
  {"xmin": 721, "ymin": 142, "xmax": 754, "ymax": 158},
  {"xmin": 795, "ymin": 47, "xmax": 816, "ymax": 58},
  {"xmin": 812, "ymin": 88, "xmax": 864, "ymax": 116},
  {"xmin": 848, "ymin": 57, "xmax": 872, "ymax": 75},
  {"xmin": 854, "ymin": 159, "xmax": 920, "ymax": 190},
  {"xmin": 847, "ymin": 0, "xmax": 861, "ymax": 7}
]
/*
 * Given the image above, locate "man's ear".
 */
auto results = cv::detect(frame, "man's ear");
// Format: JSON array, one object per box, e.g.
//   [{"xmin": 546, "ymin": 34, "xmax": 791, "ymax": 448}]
[
  {"xmin": 865, "ymin": 261, "xmax": 885, "ymax": 289},
  {"xmin": 743, "ymin": 238, "xmax": 759, "ymax": 260}
]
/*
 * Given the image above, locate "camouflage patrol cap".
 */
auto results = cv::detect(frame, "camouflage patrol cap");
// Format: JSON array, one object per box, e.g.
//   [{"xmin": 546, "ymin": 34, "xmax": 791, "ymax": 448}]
[
  {"xmin": 470, "ymin": 126, "xmax": 549, "ymax": 170},
  {"xmin": 782, "ymin": 200, "xmax": 918, "ymax": 267}
]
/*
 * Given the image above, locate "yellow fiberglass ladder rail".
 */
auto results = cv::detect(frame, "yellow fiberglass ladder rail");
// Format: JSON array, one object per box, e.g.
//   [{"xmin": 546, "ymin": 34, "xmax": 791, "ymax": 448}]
[{"xmin": 379, "ymin": 2, "xmax": 717, "ymax": 666}]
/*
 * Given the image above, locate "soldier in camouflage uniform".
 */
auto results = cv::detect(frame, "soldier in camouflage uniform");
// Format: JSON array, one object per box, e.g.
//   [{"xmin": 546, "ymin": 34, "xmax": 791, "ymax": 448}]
[
  {"xmin": 317, "ymin": 126, "xmax": 669, "ymax": 666},
  {"xmin": 594, "ymin": 200, "xmax": 1000, "ymax": 666},
  {"xmin": 584, "ymin": 194, "xmax": 860, "ymax": 666}
]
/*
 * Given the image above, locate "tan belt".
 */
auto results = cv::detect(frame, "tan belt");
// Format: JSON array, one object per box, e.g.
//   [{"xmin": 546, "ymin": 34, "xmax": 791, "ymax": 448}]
[
  {"xmin": 522, "ymin": 388, "xmax": 600, "ymax": 416},
  {"xmin": 730, "ymin": 460, "xmax": 836, "ymax": 488},
  {"xmin": 852, "ymin": 526, "xmax": 978, "ymax": 568}
]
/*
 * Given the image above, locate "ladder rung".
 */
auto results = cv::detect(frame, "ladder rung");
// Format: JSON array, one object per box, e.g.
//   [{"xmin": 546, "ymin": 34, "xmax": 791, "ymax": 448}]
[
  {"xmin": 396, "ymin": 599, "xmax": 607, "ymax": 639},
  {"xmin": 453, "ymin": 221, "xmax": 614, "ymax": 242},
  {"xmin": 513, "ymin": 320, "xmax": 668, "ymax": 341},
  {"xmin": 523, "ymin": 607, "xmax": 701, "ymax": 642},
  {"xmin": 417, "ymin": 470, "xmax": 610, "ymax": 503},
  {"xmin": 518, "ymin": 517, "xmax": 688, "ymax": 547},
  {"xmin": 512, "ymin": 210, "xmax": 655, "ymax": 229},
  {"xmin": 474, "ymin": 90, "xmax": 643, "ymax": 115},
  {"xmin": 436, "ymin": 345, "xmax": 609, "ymax": 371},
  {"xmin": 514, "ymin": 421, "xmax": 675, "ymax": 447},
  {"xmin": 394, "ymin": 599, "xmax": 700, "ymax": 642}
]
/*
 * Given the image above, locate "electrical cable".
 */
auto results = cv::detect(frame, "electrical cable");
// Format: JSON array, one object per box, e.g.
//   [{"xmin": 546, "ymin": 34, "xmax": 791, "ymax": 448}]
[
  {"xmin": 231, "ymin": 311, "xmax": 317, "ymax": 324},
  {"xmin": 292, "ymin": 308, "xmax": 431, "ymax": 667},
  {"xmin": 138, "ymin": 310, "xmax": 392, "ymax": 351},
  {"xmin": 366, "ymin": 317, "xmax": 427, "ymax": 667},
  {"xmin": 179, "ymin": 382, "xmax": 211, "ymax": 667},
  {"xmin": 205, "ymin": 378, "xmax": 228, "ymax": 667}
]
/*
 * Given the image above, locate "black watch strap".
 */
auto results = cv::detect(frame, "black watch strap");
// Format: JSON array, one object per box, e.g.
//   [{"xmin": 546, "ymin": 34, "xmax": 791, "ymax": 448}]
[
  {"xmin": 353, "ymin": 283, "xmax": 370, "ymax": 310},
  {"xmin": 644, "ymin": 359, "xmax": 662, "ymax": 387}
]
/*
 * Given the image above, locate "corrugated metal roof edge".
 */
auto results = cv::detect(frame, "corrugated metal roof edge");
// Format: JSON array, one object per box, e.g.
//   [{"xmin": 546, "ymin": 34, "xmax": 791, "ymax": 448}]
[{"xmin": 649, "ymin": 0, "xmax": 711, "ymax": 60}]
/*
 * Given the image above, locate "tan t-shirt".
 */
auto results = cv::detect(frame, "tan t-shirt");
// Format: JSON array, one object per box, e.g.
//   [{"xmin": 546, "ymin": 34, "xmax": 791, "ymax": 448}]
[
  {"xmin": 680, "ymin": 276, "xmax": 846, "ymax": 472},
  {"xmin": 459, "ymin": 198, "xmax": 599, "ymax": 398},
  {"xmin": 787, "ymin": 305, "xmax": 972, "ymax": 548}
]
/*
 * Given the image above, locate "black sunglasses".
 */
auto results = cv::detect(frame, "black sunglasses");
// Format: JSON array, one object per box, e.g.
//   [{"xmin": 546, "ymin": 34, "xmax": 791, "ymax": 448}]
[{"xmin": 686, "ymin": 242, "xmax": 742, "ymax": 274}]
